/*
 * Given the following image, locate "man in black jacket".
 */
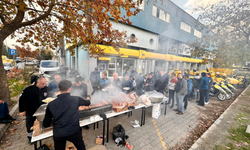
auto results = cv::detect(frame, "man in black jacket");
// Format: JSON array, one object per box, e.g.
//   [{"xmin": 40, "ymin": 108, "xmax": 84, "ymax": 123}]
[
  {"xmin": 43, "ymin": 80, "xmax": 90, "ymax": 150},
  {"xmin": 112, "ymin": 72, "xmax": 122, "ymax": 90},
  {"xmin": 90, "ymin": 67, "xmax": 100, "ymax": 95},
  {"xmin": 19, "ymin": 77, "xmax": 48, "ymax": 144},
  {"xmin": 71, "ymin": 76, "xmax": 88, "ymax": 99},
  {"xmin": 144, "ymin": 73, "xmax": 156, "ymax": 92},
  {"xmin": 136, "ymin": 73, "xmax": 144, "ymax": 96},
  {"xmin": 155, "ymin": 69, "xmax": 168, "ymax": 94}
]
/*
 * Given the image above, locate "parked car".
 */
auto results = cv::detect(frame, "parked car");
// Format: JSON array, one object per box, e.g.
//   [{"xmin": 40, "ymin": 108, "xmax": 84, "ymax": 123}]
[
  {"xmin": 3, "ymin": 62, "xmax": 14, "ymax": 71},
  {"xmin": 39, "ymin": 60, "xmax": 60, "ymax": 76}
]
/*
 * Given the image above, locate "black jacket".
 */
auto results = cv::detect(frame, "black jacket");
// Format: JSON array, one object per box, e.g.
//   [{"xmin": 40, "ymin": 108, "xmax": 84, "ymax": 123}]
[
  {"xmin": 19, "ymin": 85, "xmax": 48, "ymax": 115},
  {"xmin": 90, "ymin": 71, "xmax": 100, "ymax": 88},
  {"xmin": 144, "ymin": 78, "xmax": 156, "ymax": 92},
  {"xmin": 155, "ymin": 75, "xmax": 167, "ymax": 92},
  {"xmin": 43, "ymin": 93, "xmax": 90, "ymax": 137},
  {"xmin": 192, "ymin": 78, "xmax": 200, "ymax": 89},
  {"xmin": 112, "ymin": 78, "xmax": 122, "ymax": 89},
  {"xmin": 70, "ymin": 83, "xmax": 88, "ymax": 99},
  {"xmin": 122, "ymin": 79, "xmax": 133, "ymax": 94},
  {"xmin": 130, "ymin": 70, "xmax": 138, "ymax": 79},
  {"xmin": 136, "ymin": 76, "xmax": 144, "ymax": 89}
]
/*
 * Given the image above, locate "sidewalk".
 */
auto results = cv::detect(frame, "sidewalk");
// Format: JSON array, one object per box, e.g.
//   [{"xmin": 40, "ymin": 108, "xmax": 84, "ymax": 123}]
[
  {"xmin": 189, "ymin": 85, "xmax": 250, "ymax": 150},
  {"xmin": 0, "ymin": 87, "xmax": 245, "ymax": 150}
]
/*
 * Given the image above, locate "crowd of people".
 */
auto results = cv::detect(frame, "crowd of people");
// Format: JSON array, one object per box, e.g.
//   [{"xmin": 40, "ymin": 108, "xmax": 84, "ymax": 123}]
[{"xmin": 0, "ymin": 66, "xmax": 214, "ymax": 150}]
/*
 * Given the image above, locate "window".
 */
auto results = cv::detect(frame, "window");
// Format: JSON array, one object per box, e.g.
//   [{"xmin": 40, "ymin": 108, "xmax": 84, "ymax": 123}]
[
  {"xmin": 180, "ymin": 22, "xmax": 191, "ymax": 33},
  {"xmin": 169, "ymin": 44, "xmax": 177, "ymax": 53},
  {"xmin": 152, "ymin": 5, "xmax": 157, "ymax": 17},
  {"xmin": 179, "ymin": 43, "xmax": 191, "ymax": 56},
  {"xmin": 107, "ymin": 58, "xmax": 136, "ymax": 77},
  {"xmin": 165, "ymin": 13, "xmax": 170, "ymax": 23},
  {"xmin": 194, "ymin": 29, "xmax": 202, "ymax": 38},
  {"xmin": 152, "ymin": 5, "xmax": 170, "ymax": 23},
  {"xmin": 159, "ymin": 9, "xmax": 165, "ymax": 20}
]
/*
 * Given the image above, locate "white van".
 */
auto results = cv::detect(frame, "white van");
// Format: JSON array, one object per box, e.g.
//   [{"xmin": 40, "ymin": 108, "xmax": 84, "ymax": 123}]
[{"xmin": 39, "ymin": 60, "xmax": 60, "ymax": 75}]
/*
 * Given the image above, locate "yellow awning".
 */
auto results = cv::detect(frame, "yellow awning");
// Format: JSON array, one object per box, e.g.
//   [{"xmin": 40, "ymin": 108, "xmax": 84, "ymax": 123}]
[
  {"xmin": 95, "ymin": 45, "xmax": 203, "ymax": 63},
  {"xmin": 98, "ymin": 57, "xmax": 111, "ymax": 61}
]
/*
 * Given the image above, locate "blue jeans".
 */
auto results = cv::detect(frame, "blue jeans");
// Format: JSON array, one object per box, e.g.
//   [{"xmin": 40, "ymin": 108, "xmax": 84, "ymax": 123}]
[
  {"xmin": 194, "ymin": 88, "xmax": 200, "ymax": 100},
  {"xmin": 205, "ymin": 88, "xmax": 210, "ymax": 103},
  {"xmin": 176, "ymin": 93, "xmax": 185, "ymax": 113},
  {"xmin": 0, "ymin": 102, "xmax": 9, "ymax": 119}
]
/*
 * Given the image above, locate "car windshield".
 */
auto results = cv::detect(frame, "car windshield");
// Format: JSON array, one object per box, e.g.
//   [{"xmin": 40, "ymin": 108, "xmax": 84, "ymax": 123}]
[{"xmin": 41, "ymin": 62, "xmax": 58, "ymax": 68}]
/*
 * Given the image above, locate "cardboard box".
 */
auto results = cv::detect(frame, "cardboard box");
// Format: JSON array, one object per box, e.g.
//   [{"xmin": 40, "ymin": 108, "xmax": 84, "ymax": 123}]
[
  {"xmin": 95, "ymin": 137, "xmax": 103, "ymax": 145},
  {"xmin": 113, "ymin": 106, "xmax": 128, "ymax": 112}
]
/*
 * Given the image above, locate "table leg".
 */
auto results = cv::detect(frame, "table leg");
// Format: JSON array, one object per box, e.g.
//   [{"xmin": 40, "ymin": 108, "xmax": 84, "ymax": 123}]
[
  {"xmin": 143, "ymin": 107, "xmax": 146, "ymax": 125},
  {"xmin": 107, "ymin": 119, "xmax": 109, "ymax": 143},
  {"xmin": 141, "ymin": 108, "xmax": 144, "ymax": 126},
  {"xmin": 102, "ymin": 120, "xmax": 105, "ymax": 145},
  {"xmin": 97, "ymin": 122, "xmax": 99, "ymax": 129},
  {"xmin": 34, "ymin": 142, "xmax": 38, "ymax": 150},
  {"xmin": 131, "ymin": 111, "xmax": 132, "ymax": 116},
  {"xmin": 164, "ymin": 101, "xmax": 167, "ymax": 115},
  {"xmin": 93, "ymin": 123, "xmax": 96, "ymax": 130},
  {"xmin": 39, "ymin": 140, "xmax": 42, "ymax": 146}
]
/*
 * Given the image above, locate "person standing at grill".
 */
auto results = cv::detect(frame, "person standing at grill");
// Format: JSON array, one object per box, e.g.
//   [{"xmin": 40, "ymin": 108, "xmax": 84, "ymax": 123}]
[
  {"xmin": 135, "ymin": 73, "xmax": 145, "ymax": 96},
  {"xmin": 112, "ymin": 72, "xmax": 122, "ymax": 90},
  {"xmin": 99, "ymin": 72, "xmax": 111, "ymax": 90},
  {"xmin": 168, "ymin": 72, "xmax": 178, "ymax": 108},
  {"xmin": 48, "ymin": 74, "xmax": 61, "ymax": 98},
  {"xmin": 130, "ymin": 68, "xmax": 138, "ymax": 80},
  {"xmin": 71, "ymin": 76, "xmax": 89, "ymax": 100},
  {"xmin": 155, "ymin": 69, "xmax": 168, "ymax": 94},
  {"xmin": 122, "ymin": 73, "xmax": 133, "ymax": 94},
  {"xmin": 197, "ymin": 72, "xmax": 209, "ymax": 106},
  {"xmin": 90, "ymin": 67, "xmax": 100, "ymax": 95},
  {"xmin": 144, "ymin": 73, "xmax": 156, "ymax": 92},
  {"xmin": 174, "ymin": 73, "xmax": 187, "ymax": 115},
  {"xmin": 43, "ymin": 80, "xmax": 90, "ymax": 150},
  {"xmin": 19, "ymin": 77, "xmax": 48, "ymax": 144}
]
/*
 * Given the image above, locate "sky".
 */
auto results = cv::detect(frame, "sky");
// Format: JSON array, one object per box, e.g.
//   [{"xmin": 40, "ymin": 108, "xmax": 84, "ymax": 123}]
[{"xmin": 171, "ymin": 0, "xmax": 223, "ymax": 18}]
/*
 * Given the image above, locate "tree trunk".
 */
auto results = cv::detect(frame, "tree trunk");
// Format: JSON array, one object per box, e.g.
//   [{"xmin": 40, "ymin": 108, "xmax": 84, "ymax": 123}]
[{"xmin": 0, "ymin": 40, "xmax": 12, "ymax": 105}]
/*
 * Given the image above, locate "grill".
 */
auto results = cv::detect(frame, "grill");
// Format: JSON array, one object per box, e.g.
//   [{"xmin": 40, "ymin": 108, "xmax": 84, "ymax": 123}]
[
  {"xmin": 33, "ymin": 103, "xmax": 112, "ymax": 133},
  {"xmin": 79, "ymin": 104, "xmax": 112, "ymax": 118}
]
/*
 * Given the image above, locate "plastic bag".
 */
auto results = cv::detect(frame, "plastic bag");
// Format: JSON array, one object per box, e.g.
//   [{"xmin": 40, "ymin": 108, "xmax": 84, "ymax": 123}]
[{"xmin": 112, "ymin": 124, "xmax": 128, "ymax": 146}]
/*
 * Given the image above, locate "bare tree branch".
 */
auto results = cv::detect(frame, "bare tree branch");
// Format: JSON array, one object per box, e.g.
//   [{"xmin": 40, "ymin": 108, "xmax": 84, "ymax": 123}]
[{"xmin": 0, "ymin": 13, "xmax": 6, "ymax": 25}]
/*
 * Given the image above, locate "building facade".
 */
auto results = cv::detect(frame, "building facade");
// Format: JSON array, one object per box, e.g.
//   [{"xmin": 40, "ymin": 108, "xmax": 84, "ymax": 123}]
[{"xmin": 64, "ymin": 0, "xmax": 212, "ymax": 80}]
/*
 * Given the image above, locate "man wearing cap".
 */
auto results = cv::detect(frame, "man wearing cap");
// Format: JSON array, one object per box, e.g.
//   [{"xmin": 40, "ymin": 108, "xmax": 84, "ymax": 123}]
[
  {"xmin": 71, "ymin": 76, "xmax": 89, "ymax": 100},
  {"xmin": 43, "ymin": 80, "xmax": 90, "ymax": 150}
]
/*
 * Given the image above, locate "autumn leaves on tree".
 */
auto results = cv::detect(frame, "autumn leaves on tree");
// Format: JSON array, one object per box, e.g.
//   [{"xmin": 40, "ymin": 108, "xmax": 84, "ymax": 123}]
[{"xmin": 0, "ymin": 0, "xmax": 142, "ymax": 104}]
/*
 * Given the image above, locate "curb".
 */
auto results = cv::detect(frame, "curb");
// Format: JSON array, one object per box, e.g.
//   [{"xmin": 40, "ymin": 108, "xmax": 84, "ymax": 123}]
[
  {"xmin": 0, "ymin": 102, "xmax": 19, "ymax": 140},
  {"xmin": 189, "ymin": 85, "xmax": 250, "ymax": 150}
]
